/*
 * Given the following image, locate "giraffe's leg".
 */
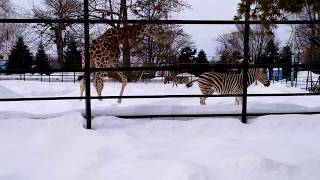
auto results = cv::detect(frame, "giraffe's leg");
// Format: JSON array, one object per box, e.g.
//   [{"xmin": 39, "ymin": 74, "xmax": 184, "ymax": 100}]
[
  {"xmin": 94, "ymin": 72, "xmax": 104, "ymax": 101},
  {"xmin": 80, "ymin": 52, "xmax": 86, "ymax": 101},
  {"xmin": 80, "ymin": 79, "xmax": 85, "ymax": 101},
  {"xmin": 116, "ymin": 71, "xmax": 128, "ymax": 104}
]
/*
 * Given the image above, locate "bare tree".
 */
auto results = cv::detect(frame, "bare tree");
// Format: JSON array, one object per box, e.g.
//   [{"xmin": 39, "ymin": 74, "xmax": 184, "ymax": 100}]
[
  {"xmin": 0, "ymin": 0, "xmax": 26, "ymax": 53},
  {"xmin": 296, "ymin": 2, "xmax": 320, "ymax": 64},
  {"xmin": 129, "ymin": 0, "xmax": 191, "ymax": 67},
  {"xmin": 216, "ymin": 31, "xmax": 243, "ymax": 64},
  {"xmin": 0, "ymin": 0, "xmax": 12, "ymax": 52},
  {"xmin": 0, "ymin": 0, "xmax": 11, "ymax": 16},
  {"xmin": 131, "ymin": 26, "xmax": 194, "ymax": 66},
  {"xmin": 32, "ymin": 0, "xmax": 82, "ymax": 68},
  {"xmin": 216, "ymin": 24, "xmax": 270, "ymax": 64},
  {"xmin": 130, "ymin": 0, "xmax": 189, "ymax": 20}
]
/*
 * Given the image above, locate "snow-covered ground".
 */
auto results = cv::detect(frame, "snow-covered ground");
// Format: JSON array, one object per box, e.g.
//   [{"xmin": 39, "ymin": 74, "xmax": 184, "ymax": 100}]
[{"xmin": 0, "ymin": 77, "xmax": 320, "ymax": 180}]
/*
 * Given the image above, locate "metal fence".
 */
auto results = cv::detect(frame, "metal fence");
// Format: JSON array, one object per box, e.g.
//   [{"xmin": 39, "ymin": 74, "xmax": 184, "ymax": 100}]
[{"xmin": 1, "ymin": 0, "xmax": 320, "ymax": 129}]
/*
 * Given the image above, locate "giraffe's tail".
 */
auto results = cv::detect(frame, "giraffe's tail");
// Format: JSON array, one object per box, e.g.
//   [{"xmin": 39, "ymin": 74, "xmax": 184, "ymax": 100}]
[
  {"xmin": 186, "ymin": 79, "xmax": 197, "ymax": 88},
  {"xmin": 77, "ymin": 75, "xmax": 85, "ymax": 81}
]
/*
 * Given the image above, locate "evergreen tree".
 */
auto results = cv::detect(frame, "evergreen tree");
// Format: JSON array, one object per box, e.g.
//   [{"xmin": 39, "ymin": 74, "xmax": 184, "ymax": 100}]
[
  {"xmin": 7, "ymin": 37, "xmax": 33, "ymax": 71},
  {"xmin": 195, "ymin": 49, "xmax": 209, "ymax": 64},
  {"xmin": 257, "ymin": 38, "xmax": 279, "ymax": 79},
  {"xmin": 279, "ymin": 45, "xmax": 293, "ymax": 79},
  {"xmin": 218, "ymin": 50, "xmax": 242, "ymax": 64},
  {"xmin": 191, "ymin": 49, "xmax": 209, "ymax": 77},
  {"xmin": 235, "ymin": 0, "xmax": 319, "ymax": 33},
  {"xmin": 258, "ymin": 38, "xmax": 279, "ymax": 65},
  {"xmin": 178, "ymin": 47, "xmax": 197, "ymax": 64},
  {"xmin": 34, "ymin": 41, "xmax": 51, "ymax": 74},
  {"xmin": 64, "ymin": 37, "xmax": 81, "ymax": 69}
]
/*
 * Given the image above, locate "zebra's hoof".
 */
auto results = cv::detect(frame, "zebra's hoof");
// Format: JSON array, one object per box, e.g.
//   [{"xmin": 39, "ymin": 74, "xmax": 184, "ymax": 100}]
[{"xmin": 117, "ymin": 99, "xmax": 122, "ymax": 104}]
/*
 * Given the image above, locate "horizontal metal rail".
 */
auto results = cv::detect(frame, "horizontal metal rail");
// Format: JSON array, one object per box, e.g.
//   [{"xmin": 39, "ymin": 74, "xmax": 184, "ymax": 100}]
[
  {"xmin": 0, "ymin": 93, "xmax": 319, "ymax": 102},
  {"xmin": 116, "ymin": 111, "xmax": 320, "ymax": 119},
  {"xmin": 116, "ymin": 113, "xmax": 245, "ymax": 119},
  {"xmin": 0, "ymin": 63, "xmax": 319, "ymax": 74},
  {"xmin": 0, "ymin": 18, "xmax": 320, "ymax": 25}
]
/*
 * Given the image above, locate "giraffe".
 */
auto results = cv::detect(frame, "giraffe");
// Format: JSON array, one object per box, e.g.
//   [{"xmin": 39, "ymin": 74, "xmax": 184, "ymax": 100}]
[{"xmin": 79, "ymin": 24, "xmax": 161, "ymax": 103}]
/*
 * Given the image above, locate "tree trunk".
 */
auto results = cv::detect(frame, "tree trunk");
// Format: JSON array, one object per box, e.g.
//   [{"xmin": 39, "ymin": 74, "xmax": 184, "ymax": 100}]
[
  {"xmin": 55, "ymin": 28, "xmax": 64, "ymax": 68},
  {"xmin": 120, "ymin": 0, "xmax": 131, "ymax": 81}
]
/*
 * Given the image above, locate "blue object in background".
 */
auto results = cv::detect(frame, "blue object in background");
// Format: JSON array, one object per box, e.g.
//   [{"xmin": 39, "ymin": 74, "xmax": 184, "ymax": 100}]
[{"xmin": 270, "ymin": 68, "xmax": 283, "ymax": 81}]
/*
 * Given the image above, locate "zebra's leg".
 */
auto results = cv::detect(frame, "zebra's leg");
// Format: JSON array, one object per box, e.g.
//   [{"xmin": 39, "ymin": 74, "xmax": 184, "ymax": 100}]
[
  {"xmin": 116, "ymin": 71, "xmax": 128, "ymax": 104},
  {"xmin": 199, "ymin": 89, "xmax": 213, "ymax": 105},
  {"xmin": 93, "ymin": 72, "xmax": 104, "ymax": 101}
]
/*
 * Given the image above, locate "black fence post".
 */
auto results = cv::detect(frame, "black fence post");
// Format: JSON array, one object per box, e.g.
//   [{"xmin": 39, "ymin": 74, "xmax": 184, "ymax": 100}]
[
  {"xmin": 242, "ymin": 3, "xmax": 250, "ymax": 124},
  {"xmin": 74, "ymin": 72, "xmax": 76, "ymax": 83},
  {"xmin": 84, "ymin": 0, "xmax": 92, "ymax": 129}
]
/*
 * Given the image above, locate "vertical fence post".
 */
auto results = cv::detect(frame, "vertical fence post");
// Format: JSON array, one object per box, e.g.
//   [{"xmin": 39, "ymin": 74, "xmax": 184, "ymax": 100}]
[
  {"xmin": 242, "ymin": 3, "xmax": 250, "ymax": 124},
  {"xmin": 74, "ymin": 72, "xmax": 76, "ymax": 83},
  {"xmin": 84, "ymin": 0, "xmax": 92, "ymax": 129}
]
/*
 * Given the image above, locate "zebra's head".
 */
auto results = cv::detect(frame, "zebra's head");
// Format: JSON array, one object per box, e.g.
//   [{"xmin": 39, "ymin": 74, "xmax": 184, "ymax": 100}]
[
  {"xmin": 164, "ymin": 77, "xmax": 172, "ymax": 84},
  {"xmin": 256, "ymin": 68, "xmax": 270, "ymax": 87}
]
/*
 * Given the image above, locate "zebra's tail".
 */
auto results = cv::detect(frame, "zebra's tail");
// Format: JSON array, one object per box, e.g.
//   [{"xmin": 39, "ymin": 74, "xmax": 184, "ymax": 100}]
[{"xmin": 186, "ymin": 79, "xmax": 197, "ymax": 88}]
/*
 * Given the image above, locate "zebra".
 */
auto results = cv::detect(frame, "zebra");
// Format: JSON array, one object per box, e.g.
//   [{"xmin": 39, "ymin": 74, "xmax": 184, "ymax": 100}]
[
  {"xmin": 164, "ymin": 76, "xmax": 173, "ymax": 84},
  {"xmin": 186, "ymin": 68, "xmax": 270, "ymax": 105},
  {"xmin": 308, "ymin": 84, "xmax": 320, "ymax": 94},
  {"xmin": 164, "ymin": 76, "xmax": 190, "ymax": 87}
]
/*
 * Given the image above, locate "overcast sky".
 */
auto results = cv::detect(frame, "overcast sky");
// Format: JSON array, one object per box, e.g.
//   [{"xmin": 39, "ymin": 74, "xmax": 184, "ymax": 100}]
[{"xmin": 13, "ymin": 0, "xmax": 291, "ymax": 58}]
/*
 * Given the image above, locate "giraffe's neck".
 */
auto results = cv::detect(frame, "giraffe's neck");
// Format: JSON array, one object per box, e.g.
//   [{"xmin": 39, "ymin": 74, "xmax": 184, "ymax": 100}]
[{"xmin": 112, "ymin": 24, "xmax": 148, "ymax": 43}]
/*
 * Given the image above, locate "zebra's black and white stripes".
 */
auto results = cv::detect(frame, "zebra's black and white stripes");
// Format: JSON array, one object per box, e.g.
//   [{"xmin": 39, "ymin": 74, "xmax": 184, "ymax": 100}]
[
  {"xmin": 186, "ymin": 68, "xmax": 270, "ymax": 105},
  {"xmin": 308, "ymin": 84, "xmax": 320, "ymax": 94},
  {"xmin": 164, "ymin": 76, "xmax": 190, "ymax": 87}
]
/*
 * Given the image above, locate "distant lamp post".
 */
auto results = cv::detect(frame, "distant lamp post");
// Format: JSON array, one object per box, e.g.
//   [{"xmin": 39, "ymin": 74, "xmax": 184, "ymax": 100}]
[{"xmin": 290, "ymin": 15, "xmax": 297, "ymax": 87}]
